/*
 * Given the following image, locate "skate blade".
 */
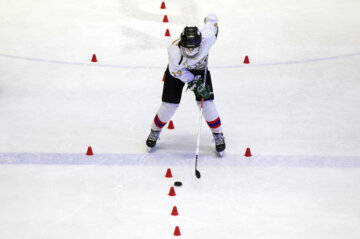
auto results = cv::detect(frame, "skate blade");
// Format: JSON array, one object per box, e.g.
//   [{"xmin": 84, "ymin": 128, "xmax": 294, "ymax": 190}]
[
  {"xmin": 147, "ymin": 147, "xmax": 154, "ymax": 153},
  {"xmin": 217, "ymin": 151, "xmax": 224, "ymax": 157}
]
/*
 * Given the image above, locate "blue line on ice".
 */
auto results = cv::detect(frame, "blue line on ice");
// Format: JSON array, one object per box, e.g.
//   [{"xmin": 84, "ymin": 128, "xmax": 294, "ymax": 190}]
[
  {"xmin": 1, "ymin": 52, "xmax": 360, "ymax": 69},
  {"xmin": 0, "ymin": 153, "xmax": 360, "ymax": 168}
]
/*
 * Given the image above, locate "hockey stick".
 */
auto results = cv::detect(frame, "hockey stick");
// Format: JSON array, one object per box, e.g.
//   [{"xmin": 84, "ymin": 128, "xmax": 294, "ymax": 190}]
[{"xmin": 194, "ymin": 58, "xmax": 209, "ymax": 179}]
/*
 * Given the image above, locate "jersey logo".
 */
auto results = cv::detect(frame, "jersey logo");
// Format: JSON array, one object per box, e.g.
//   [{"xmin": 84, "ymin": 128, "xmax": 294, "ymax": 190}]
[
  {"xmin": 171, "ymin": 70, "xmax": 182, "ymax": 77},
  {"xmin": 186, "ymin": 55, "xmax": 208, "ymax": 70}
]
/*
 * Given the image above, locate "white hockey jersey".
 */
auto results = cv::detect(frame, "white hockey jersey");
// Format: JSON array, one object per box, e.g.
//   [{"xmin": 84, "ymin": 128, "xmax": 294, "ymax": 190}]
[{"xmin": 167, "ymin": 14, "xmax": 219, "ymax": 83}]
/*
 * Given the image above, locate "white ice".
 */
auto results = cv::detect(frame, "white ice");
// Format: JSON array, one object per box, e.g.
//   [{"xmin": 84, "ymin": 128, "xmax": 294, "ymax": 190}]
[{"xmin": 1, "ymin": 0, "xmax": 360, "ymax": 238}]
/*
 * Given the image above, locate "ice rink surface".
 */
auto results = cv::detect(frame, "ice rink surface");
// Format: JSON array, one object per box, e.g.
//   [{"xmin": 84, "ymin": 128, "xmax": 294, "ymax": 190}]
[{"xmin": 1, "ymin": 0, "xmax": 360, "ymax": 238}]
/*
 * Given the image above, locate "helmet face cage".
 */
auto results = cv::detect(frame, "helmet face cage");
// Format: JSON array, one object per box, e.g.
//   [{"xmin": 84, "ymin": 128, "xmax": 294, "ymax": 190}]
[
  {"xmin": 180, "ymin": 46, "xmax": 201, "ymax": 59},
  {"xmin": 180, "ymin": 26, "xmax": 202, "ymax": 58}
]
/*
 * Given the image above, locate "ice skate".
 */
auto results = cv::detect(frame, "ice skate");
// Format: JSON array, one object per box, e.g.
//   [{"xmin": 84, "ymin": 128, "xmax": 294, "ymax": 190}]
[
  {"xmin": 213, "ymin": 133, "xmax": 225, "ymax": 157},
  {"xmin": 146, "ymin": 129, "xmax": 161, "ymax": 152}
]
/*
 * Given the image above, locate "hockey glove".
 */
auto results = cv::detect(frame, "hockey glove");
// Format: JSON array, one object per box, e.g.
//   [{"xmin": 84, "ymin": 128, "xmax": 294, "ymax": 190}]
[{"xmin": 187, "ymin": 76, "xmax": 212, "ymax": 100}]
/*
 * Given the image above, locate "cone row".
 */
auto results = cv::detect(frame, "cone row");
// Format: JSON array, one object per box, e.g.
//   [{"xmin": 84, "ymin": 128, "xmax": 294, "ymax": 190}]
[{"xmin": 165, "ymin": 168, "xmax": 182, "ymax": 236}]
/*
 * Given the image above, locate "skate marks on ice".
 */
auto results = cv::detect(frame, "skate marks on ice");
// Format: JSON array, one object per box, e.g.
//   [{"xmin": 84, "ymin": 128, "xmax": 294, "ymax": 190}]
[{"xmin": 1, "ymin": 152, "xmax": 360, "ymax": 168}]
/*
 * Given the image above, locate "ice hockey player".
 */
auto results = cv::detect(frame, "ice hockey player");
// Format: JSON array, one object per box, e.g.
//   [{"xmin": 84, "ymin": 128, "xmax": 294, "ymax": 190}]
[{"xmin": 146, "ymin": 14, "xmax": 225, "ymax": 154}]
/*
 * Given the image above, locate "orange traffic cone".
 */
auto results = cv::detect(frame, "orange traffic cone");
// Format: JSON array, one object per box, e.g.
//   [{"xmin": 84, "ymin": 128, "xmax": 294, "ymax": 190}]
[
  {"xmin": 165, "ymin": 168, "xmax": 173, "ymax": 178},
  {"xmin": 173, "ymin": 226, "xmax": 181, "ymax": 236},
  {"xmin": 168, "ymin": 120, "xmax": 174, "ymax": 129},
  {"xmin": 168, "ymin": 187, "xmax": 176, "ymax": 196},
  {"xmin": 171, "ymin": 206, "xmax": 179, "ymax": 216},
  {"xmin": 86, "ymin": 146, "xmax": 93, "ymax": 156},
  {"xmin": 160, "ymin": 1, "xmax": 166, "ymax": 9},
  {"xmin": 244, "ymin": 55, "xmax": 250, "ymax": 64},
  {"xmin": 91, "ymin": 54, "xmax": 97, "ymax": 62},
  {"xmin": 162, "ymin": 15, "xmax": 169, "ymax": 23},
  {"xmin": 165, "ymin": 29, "xmax": 171, "ymax": 37},
  {"xmin": 245, "ymin": 147, "xmax": 252, "ymax": 157}
]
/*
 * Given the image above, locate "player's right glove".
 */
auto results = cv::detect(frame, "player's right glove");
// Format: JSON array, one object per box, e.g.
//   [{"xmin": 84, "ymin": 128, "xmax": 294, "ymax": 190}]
[{"xmin": 187, "ymin": 76, "xmax": 212, "ymax": 100}]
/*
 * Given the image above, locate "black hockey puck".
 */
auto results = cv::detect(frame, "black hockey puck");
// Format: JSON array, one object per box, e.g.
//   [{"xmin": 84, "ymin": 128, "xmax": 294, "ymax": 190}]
[{"xmin": 174, "ymin": 181, "xmax": 182, "ymax": 187}]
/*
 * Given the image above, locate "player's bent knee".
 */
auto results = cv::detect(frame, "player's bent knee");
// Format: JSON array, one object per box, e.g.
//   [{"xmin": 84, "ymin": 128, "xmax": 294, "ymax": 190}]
[{"xmin": 161, "ymin": 102, "xmax": 179, "ymax": 110}]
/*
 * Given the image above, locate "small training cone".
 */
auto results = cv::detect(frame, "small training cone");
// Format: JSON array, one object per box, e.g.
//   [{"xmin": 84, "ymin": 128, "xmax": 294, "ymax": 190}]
[
  {"xmin": 173, "ymin": 226, "xmax": 181, "ymax": 236},
  {"xmin": 165, "ymin": 29, "xmax": 171, "ymax": 37},
  {"xmin": 160, "ymin": 1, "xmax": 166, "ymax": 9},
  {"xmin": 168, "ymin": 120, "xmax": 175, "ymax": 129},
  {"xmin": 245, "ymin": 147, "xmax": 252, "ymax": 157},
  {"xmin": 244, "ymin": 55, "xmax": 250, "ymax": 64},
  {"xmin": 91, "ymin": 54, "xmax": 97, "ymax": 62},
  {"xmin": 171, "ymin": 206, "xmax": 179, "ymax": 216},
  {"xmin": 165, "ymin": 168, "xmax": 173, "ymax": 178},
  {"xmin": 168, "ymin": 187, "xmax": 176, "ymax": 196},
  {"xmin": 162, "ymin": 15, "xmax": 169, "ymax": 23},
  {"xmin": 86, "ymin": 146, "xmax": 93, "ymax": 156}
]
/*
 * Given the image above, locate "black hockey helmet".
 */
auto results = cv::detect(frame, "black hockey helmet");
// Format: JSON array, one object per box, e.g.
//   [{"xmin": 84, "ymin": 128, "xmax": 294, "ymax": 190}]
[{"xmin": 179, "ymin": 26, "xmax": 202, "ymax": 48}]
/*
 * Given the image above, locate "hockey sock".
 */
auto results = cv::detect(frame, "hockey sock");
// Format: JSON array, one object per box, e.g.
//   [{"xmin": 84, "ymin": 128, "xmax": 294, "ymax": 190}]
[
  {"xmin": 151, "ymin": 102, "xmax": 179, "ymax": 131},
  {"xmin": 197, "ymin": 100, "xmax": 223, "ymax": 134}
]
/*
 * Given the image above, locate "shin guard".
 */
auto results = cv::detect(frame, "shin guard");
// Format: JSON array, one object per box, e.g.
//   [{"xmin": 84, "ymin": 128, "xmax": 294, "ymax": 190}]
[
  {"xmin": 197, "ymin": 100, "xmax": 223, "ymax": 134},
  {"xmin": 151, "ymin": 102, "xmax": 179, "ymax": 130}
]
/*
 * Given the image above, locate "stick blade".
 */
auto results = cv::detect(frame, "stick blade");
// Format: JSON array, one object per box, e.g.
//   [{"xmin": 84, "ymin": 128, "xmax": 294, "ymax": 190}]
[{"xmin": 195, "ymin": 169, "xmax": 201, "ymax": 178}]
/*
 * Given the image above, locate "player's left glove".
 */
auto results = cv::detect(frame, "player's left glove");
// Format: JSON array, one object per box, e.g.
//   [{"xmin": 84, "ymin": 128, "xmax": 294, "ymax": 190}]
[{"xmin": 187, "ymin": 76, "xmax": 212, "ymax": 100}]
